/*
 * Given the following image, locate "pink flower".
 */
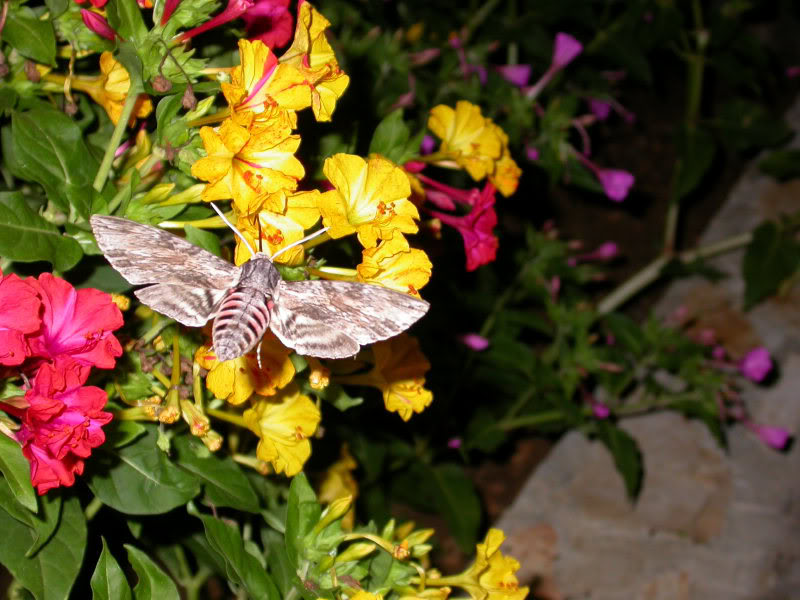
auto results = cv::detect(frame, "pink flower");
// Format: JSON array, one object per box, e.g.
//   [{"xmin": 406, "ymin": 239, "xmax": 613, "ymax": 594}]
[
  {"xmin": 80, "ymin": 9, "xmax": 118, "ymax": 41},
  {"xmin": 552, "ymin": 33, "xmax": 583, "ymax": 69},
  {"xmin": 0, "ymin": 270, "xmax": 42, "ymax": 366},
  {"xmin": 74, "ymin": 0, "xmax": 108, "ymax": 7},
  {"xmin": 712, "ymin": 345, "xmax": 726, "ymax": 360},
  {"xmin": 787, "ymin": 66, "xmax": 800, "ymax": 79},
  {"xmin": 420, "ymin": 135, "xmax": 436, "ymax": 155},
  {"xmin": 161, "ymin": 0, "xmax": 182, "ymax": 25},
  {"xmin": 596, "ymin": 169, "xmax": 635, "ymax": 202},
  {"xmin": 429, "ymin": 183, "xmax": 499, "ymax": 271},
  {"xmin": 592, "ymin": 402, "xmax": 610, "ymax": 419},
  {"xmin": 747, "ymin": 423, "xmax": 791, "ymax": 450},
  {"xmin": 525, "ymin": 145, "xmax": 540, "ymax": 161},
  {"xmin": 458, "ymin": 333, "xmax": 489, "ymax": 351},
  {"xmin": 496, "ymin": 64, "xmax": 531, "ymax": 88},
  {"xmin": 571, "ymin": 241, "xmax": 619, "ymax": 266},
  {"xmin": 242, "ymin": 0, "xmax": 294, "ymax": 49},
  {"xmin": 25, "ymin": 273, "xmax": 123, "ymax": 370},
  {"xmin": 447, "ymin": 437, "xmax": 463, "ymax": 449},
  {"xmin": 588, "ymin": 98, "xmax": 612, "ymax": 120},
  {"xmin": 739, "ymin": 347, "xmax": 772, "ymax": 382},
  {"xmin": 409, "ymin": 48, "xmax": 441, "ymax": 67},
  {"xmin": 179, "ymin": 0, "xmax": 255, "ymax": 42},
  {"xmin": 10, "ymin": 359, "xmax": 112, "ymax": 494}
]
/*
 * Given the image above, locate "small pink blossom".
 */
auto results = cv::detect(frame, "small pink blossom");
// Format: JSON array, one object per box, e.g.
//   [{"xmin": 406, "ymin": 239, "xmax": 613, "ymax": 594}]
[
  {"xmin": 596, "ymin": 169, "xmax": 635, "ymax": 202},
  {"xmin": 787, "ymin": 66, "xmax": 800, "ymax": 79},
  {"xmin": 409, "ymin": 48, "xmax": 441, "ymax": 67},
  {"xmin": 458, "ymin": 333, "xmax": 490, "ymax": 351},
  {"xmin": 525, "ymin": 145, "xmax": 539, "ymax": 161},
  {"xmin": 74, "ymin": 0, "xmax": 108, "ymax": 7},
  {"xmin": 80, "ymin": 9, "xmax": 117, "ymax": 41},
  {"xmin": 496, "ymin": 64, "xmax": 531, "ymax": 88},
  {"xmin": 592, "ymin": 402, "xmax": 610, "ymax": 419},
  {"xmin": 447, "ymin": 437, "xmax": 463, "ymax": 449},
  {"xmin": 712, "ymin": 345, "xmax": 726, "ymax": 360},
  {"xmin": 588, "ymin": 98, "xmax": 612, "ymax": 120},
  {"xmin": 552, "ymin": 33, "xmax": 583, "ymax": 69},
  {"xmin": 748, "ymin": 423, "xmax": 791, "ymax": 450},
  {"xmin": 572, "ymin": 241, "xmax": 618, "ymax": 264},
  {"xmin": 739, "ymin": 347, "xmax": 772, "ymax": 382},
  {"xmin": 696, "ymin": 328, "xmax": 716, "ymax": 346},
  {"xmin": 420, "ymin": 134, "xmax": 436, "ymax": 155},
  {"xmin": 179, "ymin": 0, "xmax": 255, "ymax": 42}
]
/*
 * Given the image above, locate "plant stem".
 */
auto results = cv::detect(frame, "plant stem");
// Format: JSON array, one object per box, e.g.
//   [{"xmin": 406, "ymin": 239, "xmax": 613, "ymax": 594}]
[
  {"xmin": 206, "ymin": 407, "xmax": 247, "ymax": 428},
  {"xmin": 596, "ymin": 231, "xmax": 752, "ymax": 314},
  {"xmin": 84, "ymin": 496, "xmax": 103, "ymax": 520},
  {"xmin": 93, "ymin": 92, "xmax": 139, "ymax": 193}
]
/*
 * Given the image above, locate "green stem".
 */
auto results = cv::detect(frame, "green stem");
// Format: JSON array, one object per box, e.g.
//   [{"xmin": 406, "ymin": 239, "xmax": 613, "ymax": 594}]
[
  {"xmin": 84, "ymin": 496, "xmax": 103, "ymax": 521},
  {"xmin": 141, "ymin": 318, "xmax": 173, "ymax": 344},
  {"xmin": 93, "ymin": 92, "xmax": 138, "ymax": 193},
  {"xmin": 596, "ymin": 231, "xmax": 752, "ymax": 314},
  {"xmin": 461, "ymin": 0, "xmax": 502, "ymax": 43},
  {"xmin": 206, "ymin": 407, "xmax": 247, "ymax": 428}
]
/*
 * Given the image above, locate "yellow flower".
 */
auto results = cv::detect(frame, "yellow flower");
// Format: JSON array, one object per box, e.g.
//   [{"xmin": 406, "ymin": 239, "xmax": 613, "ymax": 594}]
[
  {"xmin": 222, "ymin": 39, "xmax": 312, "ymax": 119},
  {"xmin": 349, "ymin": 593, "xmax": 383, "ymax": 600},
  {"xmin": 195, "ymin": 333, "xmax": 295, "ymax": 405},
  {"xmin": 428, "ymin": 101, "xmax": 502, "ymax": 182},
  {"xmin": 318, "ymin": 444, "xmax": 359, "ymax": 530},
  {"xmin": 243, "ymin": 384, "xmax": 321, "ymax": 476},
  {"xmin": 81, "ymin": 52, "xmax": 153, "ymax": 126},
  {"xmin": 191, "ymin": 113, "xmax": 305, "ymax": 216},
  {"xmin": 437, "ymin": 529, "xmax": 529, "ymax": 600},
  {"xmin": 486, "ymin": 124, "xmax": 521, "ymax": 198},
  {"xmin": 306, "ymin": 357, "xmax": 331, "ymax": 390},
  {"xmin": 318, "ymin": 154, "xmax": 419, "ymax": 248},
  {"xmin": 357, "ymin": 233, "xmax": 432, "ymax": 298},
  {"xmin": 233, "ymin": 190, "xmax": 322, "ymax": 266},
  {"xmin": 280, "ymin": 1, "xmax": 350, "ymax": 121}
]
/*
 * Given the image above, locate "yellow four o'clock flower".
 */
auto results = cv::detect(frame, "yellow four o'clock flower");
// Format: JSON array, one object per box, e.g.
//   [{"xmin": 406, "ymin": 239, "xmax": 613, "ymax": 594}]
[
  {"xmin": 195, "ymin": 333, "xmax": 295, "ymax": 405},
  {"xmin": 243, "ymin": 384, "xmax": 321, "ymax": 476},
  {"xmin": 428, "ymin": 101, "xmax": 502, "ymax": 182},
  {"xmin": 222, "ymin": 39, "xmax": 312, "ymax": 119},
  {"xmin": 318, "ymin": 154, "xmax": 420, "ymax": 248},
  {"xmin": 318, "ymin": 444, "xmax": 359, "ymax": 530},
  {"xmin": 279, "ymin": 0, "xmax": 350, "ymax": 121},
  {"xmin": 357, "ymin": 233, "xmax": 432, "ymax": 298},
  {"xmin": 191, "ymin": 112, "xmax": 305, "ymax": 215},
  {"xmin": 486, "ymin": 124, "xmax": 522, "ymax": 198},
  {"xmin": 233, "ymin": 189, "xmax": 322, "ymax": 265},
  {"xmin": 74, "ymin": 52, "xmax": 153, "ymax": 126}
]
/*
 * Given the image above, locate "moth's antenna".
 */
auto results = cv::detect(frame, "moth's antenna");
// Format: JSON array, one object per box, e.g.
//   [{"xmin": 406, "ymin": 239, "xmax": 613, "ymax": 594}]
[
  {"xmin": 271, "ymin": 227, "xmax": 330, "ymax": 262},
  {"xmin": 208, "ymin": 202, "xmax": 256, "ymax": 259},
  {"xmin": 256, "ymin": 217, "xmax": 264, "ymax": 254}
]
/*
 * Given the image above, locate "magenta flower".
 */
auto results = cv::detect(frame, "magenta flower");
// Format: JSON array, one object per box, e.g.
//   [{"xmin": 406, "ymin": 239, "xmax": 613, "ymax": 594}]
[
  {"xmin": 592, "ymin": 402, "xmax": 610, "ymax": 419},
  {"xmin": 420, "ymin": 134, "xmax": 436, "ymax": 155},
  {"xmin": 525, "ymin": 145, "xmax": 540, "ymax": 161},
  {"xmin": 447, "ymin": 437, "xmax": 463, "ymax": 449},
  {"xmin": 458, "ymin": 333, "xmax": 490, "ymax": 351},
  {"xmin": 739, "ymin": 347, "xmax": 772, "ymax": 382},
  {"xmin": 577, "ymin": 153, "xmax": 634, "ymax": 201},
  {"xmin": 748, "ymin": 423, "xmax": 791, "ymax": 450},
  {"xmin": 80, "ymin": 9, "xmax": 118, "ymax": 41},
  {"xmin": 496, "ymin": 64, "xmax": 531, "ymax": 88},
  {"xmin": 409, "ymin": 48, "xmax": 441, "ymax": 67},
  {"xmin": 712, "ymin": 345, "xmax": 726, "ymax": 360},
  {"xmin": 588, "ymin": 98, "xmax": 612, "ymax": 120},
  {"xmin": 0, "ymin": 270, "xmax": 42, "ymax": 366},
  {"xmin": 570, "ymin": 241, "xmax": 619, "ymax": 266},
  {"xmin": 449, "ymin": 35, "xmax": 487, "ymax": 84},
  {"xmin": 242, "ymin": 0, "xmax": 294, "ymax": 49},
  {"xmin": 161, "ymin": 0, "xmax": 182, "ymax": 25},
  {"xmin": 179, "ymin": 0, "xmax": 254, "ymax": 42},
  {"xmin": 786, "ymin": 66, "xmax": 800, "ymax": 79},
  {"xmin": 524, "ymin": 32, "xmax": 583, "ymax": 100},
  {"xmin": 419, "ymin": 173, "xmax": 481, "ymax": 207}
]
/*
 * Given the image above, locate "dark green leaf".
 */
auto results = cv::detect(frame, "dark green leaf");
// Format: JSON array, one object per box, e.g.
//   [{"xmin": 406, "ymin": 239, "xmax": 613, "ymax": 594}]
[
  {"xmin": 125, "ymin": 545, "xmax": 179, "ymax": 600},
  {"xmin": 368, "ymin": 109, "xmax": 421, "ymax": 164},
  {"xmin": 4, "ymin": 7, "xmax": 56, "ymax": 65},
  {"xmin": 759, "ymin": 149, "xmax": 800, "ymax": 181},
  {"xmin": 10, "ymin": 108, "xmax": 99, "ymax": 219},
  {"xmin": 104, "ymin": 420, "xmax": 147, "ymax": 449},
  {"xmin": 0, "ymin": 193, "xmax": 83, "ymax": 272},
  {"xmin": 0, "ymin": 495, "xmax": 86, "ymax": 600},
  {"xmin": 603, "ymin": 312, "xmax": 646, "ymax": 356},
  {"xmin": 742, "ymin": 221, "xmax": 800, "ymax": 309},
  {"xmin": 91, "ymin": 538, "xmax": 133, "ymax": 600},
  {"xmin": 184, "ymin": 225, "xmax": 222, "ymax": 257},
  {"xmin": 673, "ymin": 126, "xmax": 715, "ymax": 201},
  {"xmin": 716, "ymin": 99, "xmax": 791, "ymax": 153},
  {"xmin": 428, "ymin": 463, "xmax": 481, "ymax": 552},
  {"xmin": 173, "ymin": 436, "xmax": 260, "ymax": 513},
  {"xmin": 106, "ymin": 0, "xmax": 148, "ymax": 47},
  {"xmin": 73, "ymin": 263, "xmax": 134, "ymax": 293},
  {"xmin": 596, "ymin": 421, "xmax": 643, "ymax": 498},
  {"xmin": 191, "ymin": 510, "xmax": 280, "ymax": 600},
  {"xmin": 45, "ymin": 0, "xmax": 70, "ymax": 18},
  {"xmin": 0, "ymin": 87, "xmax": 19, "ymax": 114},
  {"xmin": 0, "ymin": 431, "xmax": 37, "ymax": 512},
  {"xmin": 24, "ymin": 493, "xmax": 61, "ymax": 557},
  {"xmin": 285, "ymin": 473, "xmax": 320, "ymax": 569},
  {"xmin": 87, "ymin": 425, "xmax": 201, "ymax": 515}
]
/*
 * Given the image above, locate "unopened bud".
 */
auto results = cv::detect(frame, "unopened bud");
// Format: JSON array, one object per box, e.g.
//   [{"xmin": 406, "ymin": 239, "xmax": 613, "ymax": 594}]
[
  {"xmin": 202, "ymin": 430, "xmax": 223, "ymax": 451},
  {"xmin": 64, "ymin": 101, "xmax": 78, "ymax": 116},
  {"xmin": 334, "ymin": 542, "xmax": 377, "ymax": 564},
  {"xmin": 180, "ymin": 399, "xmax": 210, "ymax": 436},
  {"xmin": 152, "ymin": 75, "xmax": 172, "ymax": 92},
  {"xmin": 182, "ymin": 85, "xmax": 197, "ymax": 110},
  {"xmin": 24, "ymin": 60, "xmax": 41, "ymax": 83},
  {"xmin": 313, "ymin": 495, "xmax": 353, "ymax": 534}
]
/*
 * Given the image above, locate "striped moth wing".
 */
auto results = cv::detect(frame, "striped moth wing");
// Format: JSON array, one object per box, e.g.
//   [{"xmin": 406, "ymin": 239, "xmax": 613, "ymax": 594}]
[{"xmin": 90, "ymin": 215, "xmax": 430, "ymax": 361}]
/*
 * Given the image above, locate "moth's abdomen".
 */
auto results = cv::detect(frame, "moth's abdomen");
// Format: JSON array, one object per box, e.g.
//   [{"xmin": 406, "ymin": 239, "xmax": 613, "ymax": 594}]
[{"xmin": 212, "ymin": 288, "xmax": 271, "ymax": 362}]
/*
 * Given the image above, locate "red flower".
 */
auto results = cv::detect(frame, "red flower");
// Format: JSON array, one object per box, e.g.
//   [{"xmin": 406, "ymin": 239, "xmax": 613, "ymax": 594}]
[
  {"xmin": 74, "ymin": 0, "xmax": 108, "ymax": 7},
  {"xmin": 13, "ymin": 359, "xmax": 112, "ymax": 495},
  {"xmin": 429, "ymin": 182, "xmax": 499, "ymax": 271},
  {"xmin": 25, "ymin": 273, "xmax": 123, "ymax": 370},
  {"xmin": 0, "ymin": 270, "xmax": 42, "ymax": 366},
  {"xmin": 243, "ymin": 0, "xmax": 294, "ymax": 49}
]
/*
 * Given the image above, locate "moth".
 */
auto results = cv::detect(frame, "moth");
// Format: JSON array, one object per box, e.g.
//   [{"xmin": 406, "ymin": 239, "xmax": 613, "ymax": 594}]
[{"xmin": 90, "ymin": 215, "xmax": 429, "ymax": 361}]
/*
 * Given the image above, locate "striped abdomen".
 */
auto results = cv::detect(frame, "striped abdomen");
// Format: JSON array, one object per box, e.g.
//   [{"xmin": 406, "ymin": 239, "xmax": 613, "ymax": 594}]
[{"xmin": 212, "ymin": 287, "xmax": 272, "ymax": 361}]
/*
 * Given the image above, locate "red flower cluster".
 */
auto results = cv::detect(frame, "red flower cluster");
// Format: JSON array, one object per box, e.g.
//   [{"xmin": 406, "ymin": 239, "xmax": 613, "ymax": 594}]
[{"xmin": 0, "ymin": 271, "xmax": 123, "ymax": 494}]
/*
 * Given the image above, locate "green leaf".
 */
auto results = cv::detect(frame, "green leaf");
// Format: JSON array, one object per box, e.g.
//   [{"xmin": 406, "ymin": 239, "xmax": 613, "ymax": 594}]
[
  {"xmin": 0, "ymin": 193, "xmax": 83, "ymax": 272},
  {"xmin": 0, "ymin": 86, "xmax": 19, "ymax": 114},
  {"xmin": 742, "ymin": 221, "xmax": 800, "ymax": 309},
  {"xmin": 759, "ymin": 149, "xmax": 800, "ymax": 181},
  {"xmin": 285, "ymin": 473, "xmax": 321, "ymax": 569},
  {"xmin": 604, "ymin": 312, "xmax": 646, "ymax": 356},
  {"xmin": 173, "ymin": 436, "xmax": 260, "ymax": 513},
  {"xmin": 125, "ymin": 545, "xmax": 179, "ymax": 600},
  {"xmin": 45, "ymin": 0, "xmax": 70, "ymax": 18},
  {"xmin": 184, "ymin": 225, "xmax": 222, "ymax": 257},
  {"xmin": 673, "ymin": 126, "xmax": 715, "ymax": 201},
  {"xmin": 0, "ymin": 495, "xmax": 86, "ymax": 600},
  {"xmin": 4, "ymin": 7, "xmax": 56, "ymax": 65},
  {"xmin": 106, "ymin": 0, "xmax": 148, "ymax": 47},
  {"xmin": 104, "ymin": 420, "xmax": 147, "ymax": 449},
  {"xmin": 87, "ymin": 425, "xmax": 201, "ymax": 515},
  {"xmin": 428, "ymin": 463, "xmax": 481, "ymax": 552},
  {"xmin": 91, "ymin": 538, "xmax": 133, "ymax": 600},
  {"xmin": 24, "ymin": 493, "xmax": 62, "ymax": 557},
  {"xmin": 10, "ymin": 108, "xmax": 99, "ymax": 219},
  {"xmin": 0, "ymin": 432, "xmax": 37, "ymax": 512},
  {"xmin": 716, "ymin": 99, "xmax": 791, "ymax": 153},
  {"xmin": 368, "ymin": 109, "xmax": 419, "ymax": 164},
  {"xmin": 191, "ymin": 509, "xmax": 280, "ymax": 600},
  {"xmin": 596, "ymin": 421, "xmax": 643, "ymax": 498}
]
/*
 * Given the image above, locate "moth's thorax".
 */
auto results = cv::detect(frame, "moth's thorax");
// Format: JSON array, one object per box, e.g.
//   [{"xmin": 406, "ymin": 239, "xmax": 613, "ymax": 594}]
[{"xmin": 238, "ymin": 255, "xmax": 281, "ymax": 292}]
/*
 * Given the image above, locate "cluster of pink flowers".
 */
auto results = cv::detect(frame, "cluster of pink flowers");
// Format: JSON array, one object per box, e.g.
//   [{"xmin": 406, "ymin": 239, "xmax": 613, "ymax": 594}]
[{"xmin": 0, "ymin": 271, "xmax": 123, "ymax": 494}]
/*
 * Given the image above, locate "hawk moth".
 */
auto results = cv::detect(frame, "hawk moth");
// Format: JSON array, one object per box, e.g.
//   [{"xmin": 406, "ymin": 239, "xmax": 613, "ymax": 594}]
[{"xmin": 90, "ymin": 215, "xmax": 429, "ymax": 361}]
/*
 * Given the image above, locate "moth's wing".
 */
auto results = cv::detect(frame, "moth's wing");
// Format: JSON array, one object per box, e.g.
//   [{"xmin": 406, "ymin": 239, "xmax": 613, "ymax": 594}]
[
  {"xmin": 269, "ymin": 280, "xmax": 430, "ymax": 359},
  {"xmin": 90, "ymin": 215, "xmax": 239, "ymax": 288},
  {"xmin": 135, "ymin": 284, "xmax": 227, "ymax": 327}
]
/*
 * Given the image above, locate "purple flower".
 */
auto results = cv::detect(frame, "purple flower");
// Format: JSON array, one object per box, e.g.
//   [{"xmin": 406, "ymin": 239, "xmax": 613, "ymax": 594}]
[
  {"xmin": 597, "ymin": 169, "xmax": 635, "ymax": 202},
  {"xmin": 496, "ymin": 64, "xmax": 532, "ymax": 88},
  {"xmin": 588, "ymin": 98, "xmax": 612, "ymax": 121},
  {"xmin": 525, "ymin": 145, "xmax": 540, "ymax": 161},
  {"xmin": 458, "ymin": 333, "xmax": 490, "ymax": 351},
  {"xmin": 751, "ymin": 424, "xmax": 791, "ymax": 450},
  {"xmin": 447, "ymin": 437, "xmax": 463, "ymax": 449},
  {"xmin": 592, "ymin": 402, "xmax": 610, "ymax": 419},
  {"xmin": 712, "ymin": 345, "xmax": 726, "ymax": 360},
  {"xmin": 552, "ymin": 33, "xmax": 583, "ymax": 69},
  {"xmin": 420, "ymin": 135, "xmax": 436, "ymax": 155},
  {"xmin": 739, "ymin": 347, "xmax": 772, "ymax": 382}
]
